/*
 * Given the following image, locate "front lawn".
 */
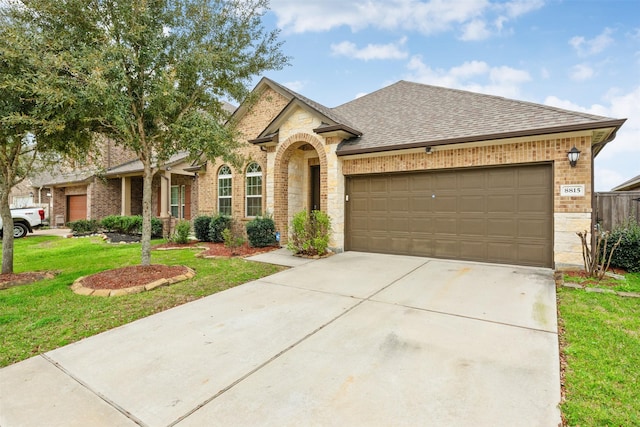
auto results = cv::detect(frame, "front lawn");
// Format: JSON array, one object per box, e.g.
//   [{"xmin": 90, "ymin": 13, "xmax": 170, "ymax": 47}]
[
  {"xmin": 558, "ymin": 286, "xmax": 640, "ymax": 426},
  {"xmin": 0, "ymin": 236, "xmax": 285, "ymax": 367}
]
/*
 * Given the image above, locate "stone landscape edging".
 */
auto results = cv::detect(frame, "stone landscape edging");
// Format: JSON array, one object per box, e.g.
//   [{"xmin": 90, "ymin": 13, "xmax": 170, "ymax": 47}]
[{"xmin": 71, "ymin": 267, "xmax": 196, "ymax": 297}]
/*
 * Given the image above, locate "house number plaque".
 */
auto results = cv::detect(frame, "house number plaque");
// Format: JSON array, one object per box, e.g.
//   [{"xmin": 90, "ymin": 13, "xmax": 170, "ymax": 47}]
[{"xmin": 560, "ymin": 184, "xmax": 585, "ymax": 197}]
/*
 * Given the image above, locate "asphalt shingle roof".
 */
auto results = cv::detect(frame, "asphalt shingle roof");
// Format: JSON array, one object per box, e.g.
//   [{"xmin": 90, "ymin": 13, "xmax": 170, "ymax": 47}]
[{"xmin": 333, "ymin": 80, "xmax": 623, "ymax": 155}]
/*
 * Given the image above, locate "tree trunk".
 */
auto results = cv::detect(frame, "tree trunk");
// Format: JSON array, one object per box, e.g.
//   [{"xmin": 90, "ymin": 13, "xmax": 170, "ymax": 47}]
[
  {"xmin": 1, "ymin": 188, "xmax": 15, "ymax": 274},
  {"xmin": 140, "ymin": 159, "xmax": 153, "ymax": 266}
]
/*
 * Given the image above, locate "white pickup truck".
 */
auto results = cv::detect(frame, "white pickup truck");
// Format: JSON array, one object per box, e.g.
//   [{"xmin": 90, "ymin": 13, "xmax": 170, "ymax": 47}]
[{"xmin": 0, "ymin": 207, "xmax": 46, "ymax": 238}]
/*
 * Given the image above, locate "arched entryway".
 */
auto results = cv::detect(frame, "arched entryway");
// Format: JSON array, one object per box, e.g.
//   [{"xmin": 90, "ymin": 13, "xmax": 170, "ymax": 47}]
[{"xmin": 273, "ymin": 133, "xmax": 328, "ymax": 243}]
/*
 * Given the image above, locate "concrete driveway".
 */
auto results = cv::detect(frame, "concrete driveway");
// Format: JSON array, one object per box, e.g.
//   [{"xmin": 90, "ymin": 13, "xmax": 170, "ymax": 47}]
[{"xmin": 0, "ymin": 252, "xmax": 561, "ymax": 426}]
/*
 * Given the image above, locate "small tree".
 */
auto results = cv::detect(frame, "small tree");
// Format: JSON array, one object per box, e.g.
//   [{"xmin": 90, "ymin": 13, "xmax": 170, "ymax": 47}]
[
  {"xmin": 576, "ymin": 229, "xmax": 622, "ymax": 280},
  {"xmin": 287, "ymin": 210, "xmax": 332, "ymax": 256}
]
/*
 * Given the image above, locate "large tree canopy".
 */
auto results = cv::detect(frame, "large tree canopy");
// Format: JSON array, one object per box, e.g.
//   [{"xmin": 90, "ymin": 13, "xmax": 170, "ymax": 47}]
[
  {"xmin": 14, "ymin": 0, "xmax": 289, "ymax": 265},
  {"xmin": 0, "ymin": 3, "xmax": 96, "ymax": 273}
]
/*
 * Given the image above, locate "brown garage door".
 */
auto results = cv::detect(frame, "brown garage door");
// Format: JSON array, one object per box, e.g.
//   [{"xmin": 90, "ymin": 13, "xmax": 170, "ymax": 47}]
[
  {"xmin": 67, "ymin": 195, "xmax": 87, "ymax": 222},
  {"xmin": 345, "ymin": 164, "xmax": 553, "ymax": 267}
]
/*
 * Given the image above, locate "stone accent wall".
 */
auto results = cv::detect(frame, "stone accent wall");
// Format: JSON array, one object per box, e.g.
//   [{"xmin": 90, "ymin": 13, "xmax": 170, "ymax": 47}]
[{"xmin": 554, "ymin": 212, "xmax": 591, "ymax": 269}]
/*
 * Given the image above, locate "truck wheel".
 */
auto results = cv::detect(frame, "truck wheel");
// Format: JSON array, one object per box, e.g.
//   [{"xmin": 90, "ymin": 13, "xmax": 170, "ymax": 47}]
[{"xmin": 13, "ymin": 223, "xmax": 29, "ymax": 238}]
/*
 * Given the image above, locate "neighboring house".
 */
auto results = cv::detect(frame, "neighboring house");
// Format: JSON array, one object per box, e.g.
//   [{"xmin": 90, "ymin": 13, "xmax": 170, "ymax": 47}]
[
  {"xmin": 196, "ymin": 77, "xmax": 626, "ymax": 269},
  {"xmin": 42, "ymin": 140, "xmax": 197, "ymax": 230},
  {"xmin": 39, "ymin": 101, "xmax": 236, "ymax": 229},
  {"xmin": 611, "ymin": 174, "xmax": 640, "ymax": 191}
]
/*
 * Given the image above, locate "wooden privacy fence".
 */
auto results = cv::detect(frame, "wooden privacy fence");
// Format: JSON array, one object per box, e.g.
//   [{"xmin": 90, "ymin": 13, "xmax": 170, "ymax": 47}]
[{"xmin": 595, "ymin": 191, "xmax": 640, "ymax": 231}]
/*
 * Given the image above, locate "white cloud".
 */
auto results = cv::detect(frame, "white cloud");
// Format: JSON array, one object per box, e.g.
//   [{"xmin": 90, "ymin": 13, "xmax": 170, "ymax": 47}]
[
  {"xmin": 283, "ymin": 80, "xmax": 307, "ymax": 92},
  {"xmin": 460, "ymin": 19, "xmax": 492, "ymax": 41},
  {"xmin": 545, "ymin": 86, "xmax": 640, "ymax": 191},
  {"xmin": 569, "ymin": 28, "xmax": 614, "ymax": 56},
  {"xmin": 405, "ymin": 56, "xmax": 531, "ymax": 98},
  {"xmin": 269, "ymin": 0, "xmax": 543, "ymax": 39},
  {"xmin": 330, "ymin": 37, "xmax": 409, "ymax": 61},
  {"xmin": 541, "ymin": 67, "xmax": 550, "ymax": 79},
  {"xmin": 569, "ymin": 63, "xmax": 595, "ymax": 81}
]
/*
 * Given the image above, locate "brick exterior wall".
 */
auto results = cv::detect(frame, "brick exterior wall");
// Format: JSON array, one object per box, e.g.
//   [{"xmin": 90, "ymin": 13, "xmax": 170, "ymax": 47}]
[
  {"xmin": 197, "ymin": 86, "xmax": 290, "ymax": 224},
  {"xmin": 89, "ymin": 178, "xmax": 121, "ymax": 219}
]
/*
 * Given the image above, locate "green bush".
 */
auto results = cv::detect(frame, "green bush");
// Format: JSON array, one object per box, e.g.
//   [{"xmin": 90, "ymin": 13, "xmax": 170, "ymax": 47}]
[
  {"xmin": 606, "ymin": 217, "xmax": 640, "ymax": 272},
  {"xmin": 67, "ymin": 219, "xmax": 99, "ymax": 234},
  {"xmin": 151, "ymin": 217, "xmax": 163, "ymax": 238},
  {"xmin": 246, "ymin": 215, "xmax": 277, "ymax": 247},
  {"xmin": 172, "ymin": 220, "xmax": 191, "ymax": 244},
  {"xmin": 287, "ymin": 210, "xmax": 331, "ymax": 256},
  {"xmin": 222, "ymin": 227, "xmax": 245, "ymax": 248},
  {"xmin": 208, "ymin": 214, "xmax": 232, "ymax": 243},
  {"xmin": 100, "ymin": 215, "xmax": 162, "ymax": 237},
  {"xmin": 193, "ymin": 216, "xmax": 212, "ymax": 241}
]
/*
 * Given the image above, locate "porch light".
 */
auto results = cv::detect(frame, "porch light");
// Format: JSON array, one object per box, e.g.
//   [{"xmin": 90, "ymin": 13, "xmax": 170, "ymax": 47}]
[{"xmin": 567, "ymin": 146, "xmax": 581, "ymax": 167}]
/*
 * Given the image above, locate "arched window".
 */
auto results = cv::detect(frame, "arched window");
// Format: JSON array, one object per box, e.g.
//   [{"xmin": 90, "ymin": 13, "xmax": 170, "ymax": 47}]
[
  {"xmin": 245, "ymin": 162, "xmax": 262, "ymax": 217},
  {"xmin": 218, "ymin": 165, "xmax": 232, "ymax": 215}
]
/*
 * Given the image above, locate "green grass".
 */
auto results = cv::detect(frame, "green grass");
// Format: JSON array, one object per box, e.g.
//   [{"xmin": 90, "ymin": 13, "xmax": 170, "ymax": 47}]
[
  {"xmin": 564, "ymin": 270, "xmax": 640, "ymax": 293},
  {"xmin": 558, "ymin": 287, "xmax": 640, "ymax": 426},
  {"xmin": 0, "ymin": 236, "xmax": 285, "ymax": 367}
]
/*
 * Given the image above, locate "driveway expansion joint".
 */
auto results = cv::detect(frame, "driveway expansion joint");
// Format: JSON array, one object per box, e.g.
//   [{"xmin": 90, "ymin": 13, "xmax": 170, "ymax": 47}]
[{"xmin": 39, "ymin": 353, "xmax": 147, "ymax": 427}]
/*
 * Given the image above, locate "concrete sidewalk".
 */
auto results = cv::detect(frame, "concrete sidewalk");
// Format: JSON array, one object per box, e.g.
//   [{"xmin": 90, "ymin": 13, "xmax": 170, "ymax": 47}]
[{"xmin": 0, "ymin": 253, "xmax": 561, "ymax": 426}]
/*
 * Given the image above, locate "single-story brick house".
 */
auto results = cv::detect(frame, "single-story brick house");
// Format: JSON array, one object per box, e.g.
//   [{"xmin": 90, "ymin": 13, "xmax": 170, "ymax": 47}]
[{"xmin": 197, "ymin": 77, "xmax": 625, "ymax": 269}]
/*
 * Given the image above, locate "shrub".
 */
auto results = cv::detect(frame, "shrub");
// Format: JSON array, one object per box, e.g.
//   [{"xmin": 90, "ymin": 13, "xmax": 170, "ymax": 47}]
[
  {"xmin": 246, "ymin": 215, "xmax": 277, "ymax": 247},
  {"xmin": 605, "ymin": 217, "xmax": 640, "ymax": 272},
  {"xmin": 287, "ymin": 210, "xmax": 331, "ymax": 256},
  {"xmin": 100, "ymin": 215, "xmax": 141, "ymax": 234},
  {"xmin": 100, "ymin": 215, "xmax": 162, "ymax": 237},
  {"xmin": 208, "ymin": 214, "xmax": 232, "ymax": 243},
  {"xmin": 67, "ymin": 219, "xmax": 99, "ymax": 234},
  {"xmin": 193, "ymin": 216, "xmax": 212, "ymax": 241},
  {"xmin": 151, "ymin": 217, "xmax": 163, "ymax": 238},
  {"xmin": 172, "ymin": 220, "xmax": 191, "ymax": 244},
  {"xmin": 222, "ymin": 227, "xmax": 245, "ymax": 249}
]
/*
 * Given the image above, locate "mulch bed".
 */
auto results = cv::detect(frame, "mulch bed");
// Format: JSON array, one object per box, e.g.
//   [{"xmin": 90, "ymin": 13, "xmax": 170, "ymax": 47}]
[
  {"xmin": 0, "ymin": 271, "xmax": 57, "ymax": 290},
  {"xmin": 80, "ymin": 264, "xmax": 191, "ymax": 290},
  {"xmin": 154, "ymin": 241, "xmax": 279, "ymax": 258}
]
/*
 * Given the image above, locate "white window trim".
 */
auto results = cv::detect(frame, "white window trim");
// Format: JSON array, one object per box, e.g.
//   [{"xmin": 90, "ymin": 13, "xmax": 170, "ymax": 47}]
[
  {"xmin": 218, "ymin": 165, "xmax": 232, "ymax": 216},
  {"xmin": 245, "ymin": 163, "xmax": 262, "ymax": 217}
]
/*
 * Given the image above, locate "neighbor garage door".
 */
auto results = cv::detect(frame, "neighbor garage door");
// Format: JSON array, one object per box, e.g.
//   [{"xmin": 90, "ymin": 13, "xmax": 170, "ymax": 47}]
[
  {"xmin": 345, "ymin": 164, "xmax": 553, "ymax": 267},
  {"xmin": 67, "ymin": 195, "xmax": 87, "ymax": 222}
]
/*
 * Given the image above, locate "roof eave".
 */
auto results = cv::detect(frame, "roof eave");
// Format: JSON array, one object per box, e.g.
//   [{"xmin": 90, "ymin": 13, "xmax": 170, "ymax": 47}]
[
  {"xmin": 313, "ymin": 124, "xmax": 362, "ymax": 139},
  {"xmin": 337, "ymin": 120, "xmax": 627, "ymax": 156}
]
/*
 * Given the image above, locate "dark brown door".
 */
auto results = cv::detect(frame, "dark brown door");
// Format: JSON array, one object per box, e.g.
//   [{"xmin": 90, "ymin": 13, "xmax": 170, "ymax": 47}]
[
  {"xmin": 67, "ymin": 195, "xmax": 87, "ymax": 222},
  {"xmin": 345, "ymin": 164, "xmax": 553, "ymax": 267},
  {"xmin": 310, "ymin": 165, "xmax": 320, "ymax": 212}
]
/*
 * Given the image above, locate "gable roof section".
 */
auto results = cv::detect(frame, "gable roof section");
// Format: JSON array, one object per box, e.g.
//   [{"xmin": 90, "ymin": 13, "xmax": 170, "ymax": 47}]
[
  {"xmin": 246, "ymin": 78, "xmax": 361, "ymax": 145},
  {"xmin": 611, "ymin": 174, "xmax": 640, "ymax": 191},
  {"xmin": 334, "ymin": 80, "xmax": 625, "ymax": 156}
]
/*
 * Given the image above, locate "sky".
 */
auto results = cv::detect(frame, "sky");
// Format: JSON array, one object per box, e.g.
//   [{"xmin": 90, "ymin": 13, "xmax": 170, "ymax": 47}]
[{"xmin": 255, "ymin": 0, "xmax": 639, "ymax": 191}]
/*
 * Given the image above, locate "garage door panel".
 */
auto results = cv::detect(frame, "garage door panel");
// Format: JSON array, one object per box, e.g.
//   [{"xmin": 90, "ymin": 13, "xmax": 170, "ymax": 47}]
[
  {"xmin": 518, "ymin": 194, "xmax": 551, "ymax": 213},
  {"xmin": 459, "ymin": 195, "xmax": 485, "ymax": 213},
  {"xmin": 68, "ymin": 195, "xmax": 87, "ymax": 222},
  {"xmin": 459, "ymin": 218, "xmax": 486, "ymax": 236},
  {"xmin": 488, "ymin": 169, "xmax": 516, "ymax": 189},
  {"xmin": 411, "ymin": 196, "xmax": 432, "ymax": 212},
  {"xmin": 487, "ymin": 195, "xmax": 516, "ymax": 213},
  {"xmin": 370, "ymin": 178, "xmax": 388, "ymax": 193},
  {"xmin": 518, "ymin": 219, "xmax": 549, "ymax": 238},
  {"xmin": 370, "ymin": 198, "xmax": 388, "ymax": 212},
  {"xmin": 346, "ymin": 164, "xmax": 552, "ymax": 267},
  {"xmin": 410, "ymin": 217, "xmax": 433, "ymax": 233},
  {"xmin": 434, "ymin": 239, "xmax": 459, "ymax": 258},
  {"xmin": 460, "ymin": 241, "xmax": 487, "ymax": 259},
  {"xmin": 433, "ymin": 196, "xmax": 457, "ymax": 213},
  {"xmin": 389, "ymin": 198, "xmax": 409, "ymax": 212},
  {"xmin": 487, "ymin": 218, "xmax": 517, "ymax": 237},
  {"xmin": 388, "ymin": 218, "xmax": 409, "ymax": 233}
]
